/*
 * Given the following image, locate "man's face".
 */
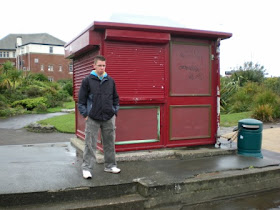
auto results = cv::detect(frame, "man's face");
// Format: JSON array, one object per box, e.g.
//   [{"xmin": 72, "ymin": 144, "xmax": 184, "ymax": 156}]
[{"xmin": 93, "ymin": 60, "xmax": 106, "ymax": 76}]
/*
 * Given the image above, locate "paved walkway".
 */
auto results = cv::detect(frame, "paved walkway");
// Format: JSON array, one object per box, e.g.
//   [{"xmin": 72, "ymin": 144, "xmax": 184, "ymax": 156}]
[
  {"xmin": 222, "ymin": 127, "xmax": 280, "ymax": 153},
  {"xmin": 262, "ymin": 128, "xmax": 280, "ymax": 153},
  {"xmin": 0, "ymin": 112, "xmax": 67, "ymax": 129}
]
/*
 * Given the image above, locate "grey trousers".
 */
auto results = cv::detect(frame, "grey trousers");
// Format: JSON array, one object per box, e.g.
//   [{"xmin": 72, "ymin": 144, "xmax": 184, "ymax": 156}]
[{"xmin": 82, "ymin": 115, "xmax": 117, "ymax": 171}]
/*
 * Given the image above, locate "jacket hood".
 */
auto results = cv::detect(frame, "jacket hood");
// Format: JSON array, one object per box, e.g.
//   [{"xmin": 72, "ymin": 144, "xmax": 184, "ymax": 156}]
[{"xmin": 90, "ymin": 70, "xmax": 107, "ymax": 80}]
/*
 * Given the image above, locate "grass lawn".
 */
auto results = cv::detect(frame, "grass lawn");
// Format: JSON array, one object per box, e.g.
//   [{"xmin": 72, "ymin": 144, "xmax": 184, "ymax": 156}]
[
  {"xmin": 220, "ymin": 111, "xmax": 252, "ymax": 127},
  {"xmin": 47, "ymin": 101, "xmax": 75, "ymax": 113},
  {"xmin": 38, "ymin": 112, "xmax": 75, "ymax": 133}
]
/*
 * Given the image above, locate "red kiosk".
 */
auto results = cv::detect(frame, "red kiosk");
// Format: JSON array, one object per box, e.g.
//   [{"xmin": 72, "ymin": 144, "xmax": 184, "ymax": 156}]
[{"xmin": 65, "ymin": 21, "xmax": 232, "ymax": 152}]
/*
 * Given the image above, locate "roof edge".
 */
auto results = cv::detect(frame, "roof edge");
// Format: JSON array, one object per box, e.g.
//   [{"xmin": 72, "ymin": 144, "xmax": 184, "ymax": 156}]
[
  {"xmin": 65, "ymin": 21, "xmax": 232, "ymax": 47},
  {"xmin": 93, "ymin": 21, "xmax": 232, "ymax": 39}
]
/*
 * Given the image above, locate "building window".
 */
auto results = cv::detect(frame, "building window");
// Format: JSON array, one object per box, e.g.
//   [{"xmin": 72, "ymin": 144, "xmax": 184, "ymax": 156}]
[
  {"xmin": 41, "ymin": 65, "xmax": 44, "ymax": 71},
  {"xmin": 59, "ymin": 65, "xmax": 62, "ymax": 72},
  {"xmin": 3, "ymin": 52, "xmax": 6, "ymax": 57},
  {"xmin": 34, "ymin": 58, "xmax": 39, "ymax": 63},
  {"xmin": 48, "ymin": 65, "xmax": 53, "ymax": 71},
  {"xmin": 6, "ymin": 52, "xmax": 9, "ymax": 58},
  {"xmin": 69, "ymin": 64, "xmax": 73, "ymax": 73},
  {"xmin": 48, "ymin": 77, "xmax": 54, "ymax": 82},
  {"xmin": 0, "ymin": 52, "xmax": 2, "ymax": 57},
  {"xmin": 49, "ymin": 47, "xmax": 53, "ymax": 54},
  {"xmin": 13, "ymin": 52, "xmax": 16, "ymax": 57},
  {"xmin": 19, "ymin": 60, "xmax": 24, "ymax": 67}
]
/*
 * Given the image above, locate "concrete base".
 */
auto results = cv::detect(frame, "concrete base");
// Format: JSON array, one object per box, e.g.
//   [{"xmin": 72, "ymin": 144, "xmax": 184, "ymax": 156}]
[{"xmin": 70, "ymin": 137, "xmax": 237, "ymax": 163}]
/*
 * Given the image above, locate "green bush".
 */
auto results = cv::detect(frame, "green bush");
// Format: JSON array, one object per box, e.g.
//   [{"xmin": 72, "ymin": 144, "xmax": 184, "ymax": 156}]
[
  {"xmin": 0, "ymin": 106, "xmax": 27, "ymax": 117},
  {"xmin": 252, "ymin": 90, "xmax": 280, "ymax": 119},
  {"xmin": 63, "ymin": 82, "xmax": 73, "ymax": 96},
  {"xmin": 57, "ymin": 90, "xmax": 71, "ymax": 102},
  {"xmin": 31, "ymin": 80, "xmax": 50, "ymax": 88},
  {"xmin": 31, "ymin": 73, "xmax": 49, "ymax": 82},
  {"xmin": 57, "ymin": 79, "xmax": 73, "ymax": 96},
  {"xmin": 0, "ymin": 101, "xmax": 8, "ymax": 109},
  {"xmin": 48, "ymin": 82, "xmax": 60, "ymax": 90},
  {"xmin": 252, "ymin": 104, "xmax": 274, "ymax": 122},
  {"xmin": 42, "ymin": 86, "xmax": 57, "ymax": 96},
  {"xmin": 230, "ymin": 61, "xmax": 266, "ymax": 86},
  {"xmin": 229, "ymin": 89, "xmax": 252, "ymax": 113},
  {"xmin": 263, "ymin": 77, "xmax": 280, "ymax": 95},
  {"xmin": 0, "ymin": 94, "xmax": 8, "ymax": 107},
  {"xmin": 34, "ymin": 103, "xmax": 48, "ymax": 113},
  {"xmin": 3, "ymin": 89, "xmax": 26, "ymax": 103},
  {"xmin": 254, "ymin": 90, "xmax": 279, "ymax": 105},
  {"xmin": 25, "ymin": 85, "xmax": 43, "ymax": 97},
  {"xmin": 11, "ymin": 97, "xmax": 47, "ymax": 110},
  {"xmin": 45, "ymin": 93, "xmax": 63, "ymax": 108},
  {"xmin": 0, "ymin": 108, "xmax": 13, "ymax": 117},
  {"xmin": 229, "ymin": 82, "xmax": 262, "ymax": 113},
  {"xmin": 0, "ymin": 63, "xmax": 74, "ymax": 116}
]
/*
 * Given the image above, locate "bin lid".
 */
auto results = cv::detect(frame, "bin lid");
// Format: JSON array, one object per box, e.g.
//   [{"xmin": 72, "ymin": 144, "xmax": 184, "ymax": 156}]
[
  {"xmin": 238, "ymin": 118, "xmax": 263, "ymax": 125},
  {"xmin": 238, "ymin": 118, "xmax": 263, "ymax": 131}
]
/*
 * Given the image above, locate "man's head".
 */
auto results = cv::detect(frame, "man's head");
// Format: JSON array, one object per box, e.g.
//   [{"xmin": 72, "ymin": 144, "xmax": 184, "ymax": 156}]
[{"xmin": 93, "ymin": 55, "xmax": 106, "ymax": 77}]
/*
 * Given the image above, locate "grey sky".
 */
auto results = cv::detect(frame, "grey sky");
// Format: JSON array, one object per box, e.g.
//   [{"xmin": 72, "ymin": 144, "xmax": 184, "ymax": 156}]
[{"xmin": 1, "ymin": 0, "xmax": 279, "ymax": 76}]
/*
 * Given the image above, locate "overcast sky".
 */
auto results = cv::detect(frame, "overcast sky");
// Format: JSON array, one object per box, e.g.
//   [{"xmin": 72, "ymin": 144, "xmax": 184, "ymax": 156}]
[{"xmin": 1, "ymin": 0, "xmax": 279, "ymax": 76}]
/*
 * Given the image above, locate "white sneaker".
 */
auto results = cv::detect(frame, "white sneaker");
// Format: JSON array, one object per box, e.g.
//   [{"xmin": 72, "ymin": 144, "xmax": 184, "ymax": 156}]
[
  {"xmin": 82, "ymin": 170, "xmax": 92, "ymax": 179},
  {"xmin": 104, "ymin": 166, "xmax": 121, "ymax": 174}
]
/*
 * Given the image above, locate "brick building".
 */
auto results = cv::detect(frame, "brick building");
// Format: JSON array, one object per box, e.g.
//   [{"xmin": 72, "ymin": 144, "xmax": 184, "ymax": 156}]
[{"xmin": 0, "ymin": 33, "xmax": 72, "ymax": 81}]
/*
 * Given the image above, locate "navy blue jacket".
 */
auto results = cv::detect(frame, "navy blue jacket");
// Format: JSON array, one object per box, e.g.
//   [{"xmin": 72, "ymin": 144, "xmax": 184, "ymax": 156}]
[{"xmin": 78, "ymin": 72, "xmax": 119, "ymax": 121}]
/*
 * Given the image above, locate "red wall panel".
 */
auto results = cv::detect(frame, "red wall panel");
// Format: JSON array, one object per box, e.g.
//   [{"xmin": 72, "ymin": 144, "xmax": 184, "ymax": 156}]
[
  {"xmin": 115, "ymin": 106, "xmax": 159, "ymax": 142},
  {"xmin": 170, "ymin": 105, "xmax": 211, "ymax": 140},
  {"xmin": 170, "ymin": 42, "xmax": 211, "ymax": 96}
]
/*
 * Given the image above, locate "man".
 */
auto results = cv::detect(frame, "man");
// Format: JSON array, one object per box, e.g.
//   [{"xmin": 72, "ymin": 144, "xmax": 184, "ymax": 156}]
[{"xmin": 78, "ymin": 55, "xmax": 120, "ymax": 179}]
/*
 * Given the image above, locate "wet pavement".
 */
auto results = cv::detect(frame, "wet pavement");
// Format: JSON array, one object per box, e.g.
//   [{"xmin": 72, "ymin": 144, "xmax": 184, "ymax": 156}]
[
  {"xmin": 0, "ymin": 112, "xmax": 67, "ymax": 129},
  {"xmin": 0, "ymin": 142, "xmax": 279, "ymax": 194},
  {"xmin": 0, "ymin": 114, "xmax": 280, "ymax": 209},
  {"xmin": 0, "ymin": 141, "xmax": 280, "ymax": 209},
  {"xmin": 0, "ymin": 128, "xmax": 75, "ymax": 145}
]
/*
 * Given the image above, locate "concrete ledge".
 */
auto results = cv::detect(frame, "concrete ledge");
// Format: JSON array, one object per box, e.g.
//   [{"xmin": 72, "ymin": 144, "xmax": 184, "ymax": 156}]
[
  {"xmin": 3, "ymin": 163, "xmax": 279, "ymax": 209},
  {"xmin": 0, "ymin": 183, "xmax": 137, "ymax": 208},
  {"xmin": 71, "ymin": 137, "xmax": 236, "ymax": 163},
  {"xmin": 138, "ymin": 166, "xmax": 280, "ymax": 209}
]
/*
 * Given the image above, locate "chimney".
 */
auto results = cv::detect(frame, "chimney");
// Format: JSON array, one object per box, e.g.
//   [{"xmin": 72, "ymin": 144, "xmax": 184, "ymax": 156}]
[{"xmin": 16, "ymin": 36, "xmax": 22, "ymax": 47}]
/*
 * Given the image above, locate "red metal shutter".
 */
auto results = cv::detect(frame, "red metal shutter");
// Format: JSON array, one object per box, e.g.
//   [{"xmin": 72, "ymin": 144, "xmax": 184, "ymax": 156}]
[
  {"xmin": 73, "ymin": 50, "xmax": 99, "ymax": 100},
  {"xmin": 104, "ymin": 41, "xmax": 167, "ymax": 104}
]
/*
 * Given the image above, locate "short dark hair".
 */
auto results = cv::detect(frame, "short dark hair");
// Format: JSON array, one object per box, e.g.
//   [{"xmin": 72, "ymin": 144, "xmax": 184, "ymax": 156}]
[{"xmin": 94, "ymin": 55, "xmax": 106, "ymax": 64}]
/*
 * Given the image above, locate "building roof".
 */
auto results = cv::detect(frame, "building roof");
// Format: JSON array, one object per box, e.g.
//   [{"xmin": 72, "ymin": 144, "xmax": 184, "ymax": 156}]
[
  {"xmin": 65, "ymin": 21, "xmax": 232, "ymax": 58},
  {"xmin": 0, "ymin": 33, "xmax": 66, "ymax": 50}
]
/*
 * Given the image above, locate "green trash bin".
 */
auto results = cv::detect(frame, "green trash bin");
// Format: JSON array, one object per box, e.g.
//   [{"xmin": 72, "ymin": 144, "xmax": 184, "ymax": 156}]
[{"xmin": 237, "ymin": 118, "xmax": 263, "ymax": 158}]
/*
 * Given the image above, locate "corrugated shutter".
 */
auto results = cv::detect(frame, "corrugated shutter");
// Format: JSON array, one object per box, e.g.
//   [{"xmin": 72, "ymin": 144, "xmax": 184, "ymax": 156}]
[
  {"xmin": 104, "ymin": 41, "xmax": 166, "ymax": 102},
  {"xmin": 73, "ymin": 50, "xmax": 99, "ymax": 100}
]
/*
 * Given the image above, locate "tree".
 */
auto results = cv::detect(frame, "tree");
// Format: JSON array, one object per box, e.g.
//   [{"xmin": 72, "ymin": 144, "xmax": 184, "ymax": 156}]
[
  {"xmin": 220, "ymin": 76, "xmax": 240, "ymax": 113},
  {"xmin": 230, "ymin": 61, "xmax": 266, "ymax": 86},
  {"xmin": 0, "ymin": 61, "xmax": 14, "ymax": 75},
  {"xmin": 0, "ymin": 61, "xmax": 23, "ymax": 90},
  {"xmin": 9, "ymin": 69, "xmax": 23, "ymax": 90}
]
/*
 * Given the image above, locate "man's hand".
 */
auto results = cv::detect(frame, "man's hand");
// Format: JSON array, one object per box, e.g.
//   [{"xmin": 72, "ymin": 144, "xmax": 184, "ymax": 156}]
[{"xmin": 85, "ymin": 116, "xmax": 88, "ymax": 120}]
